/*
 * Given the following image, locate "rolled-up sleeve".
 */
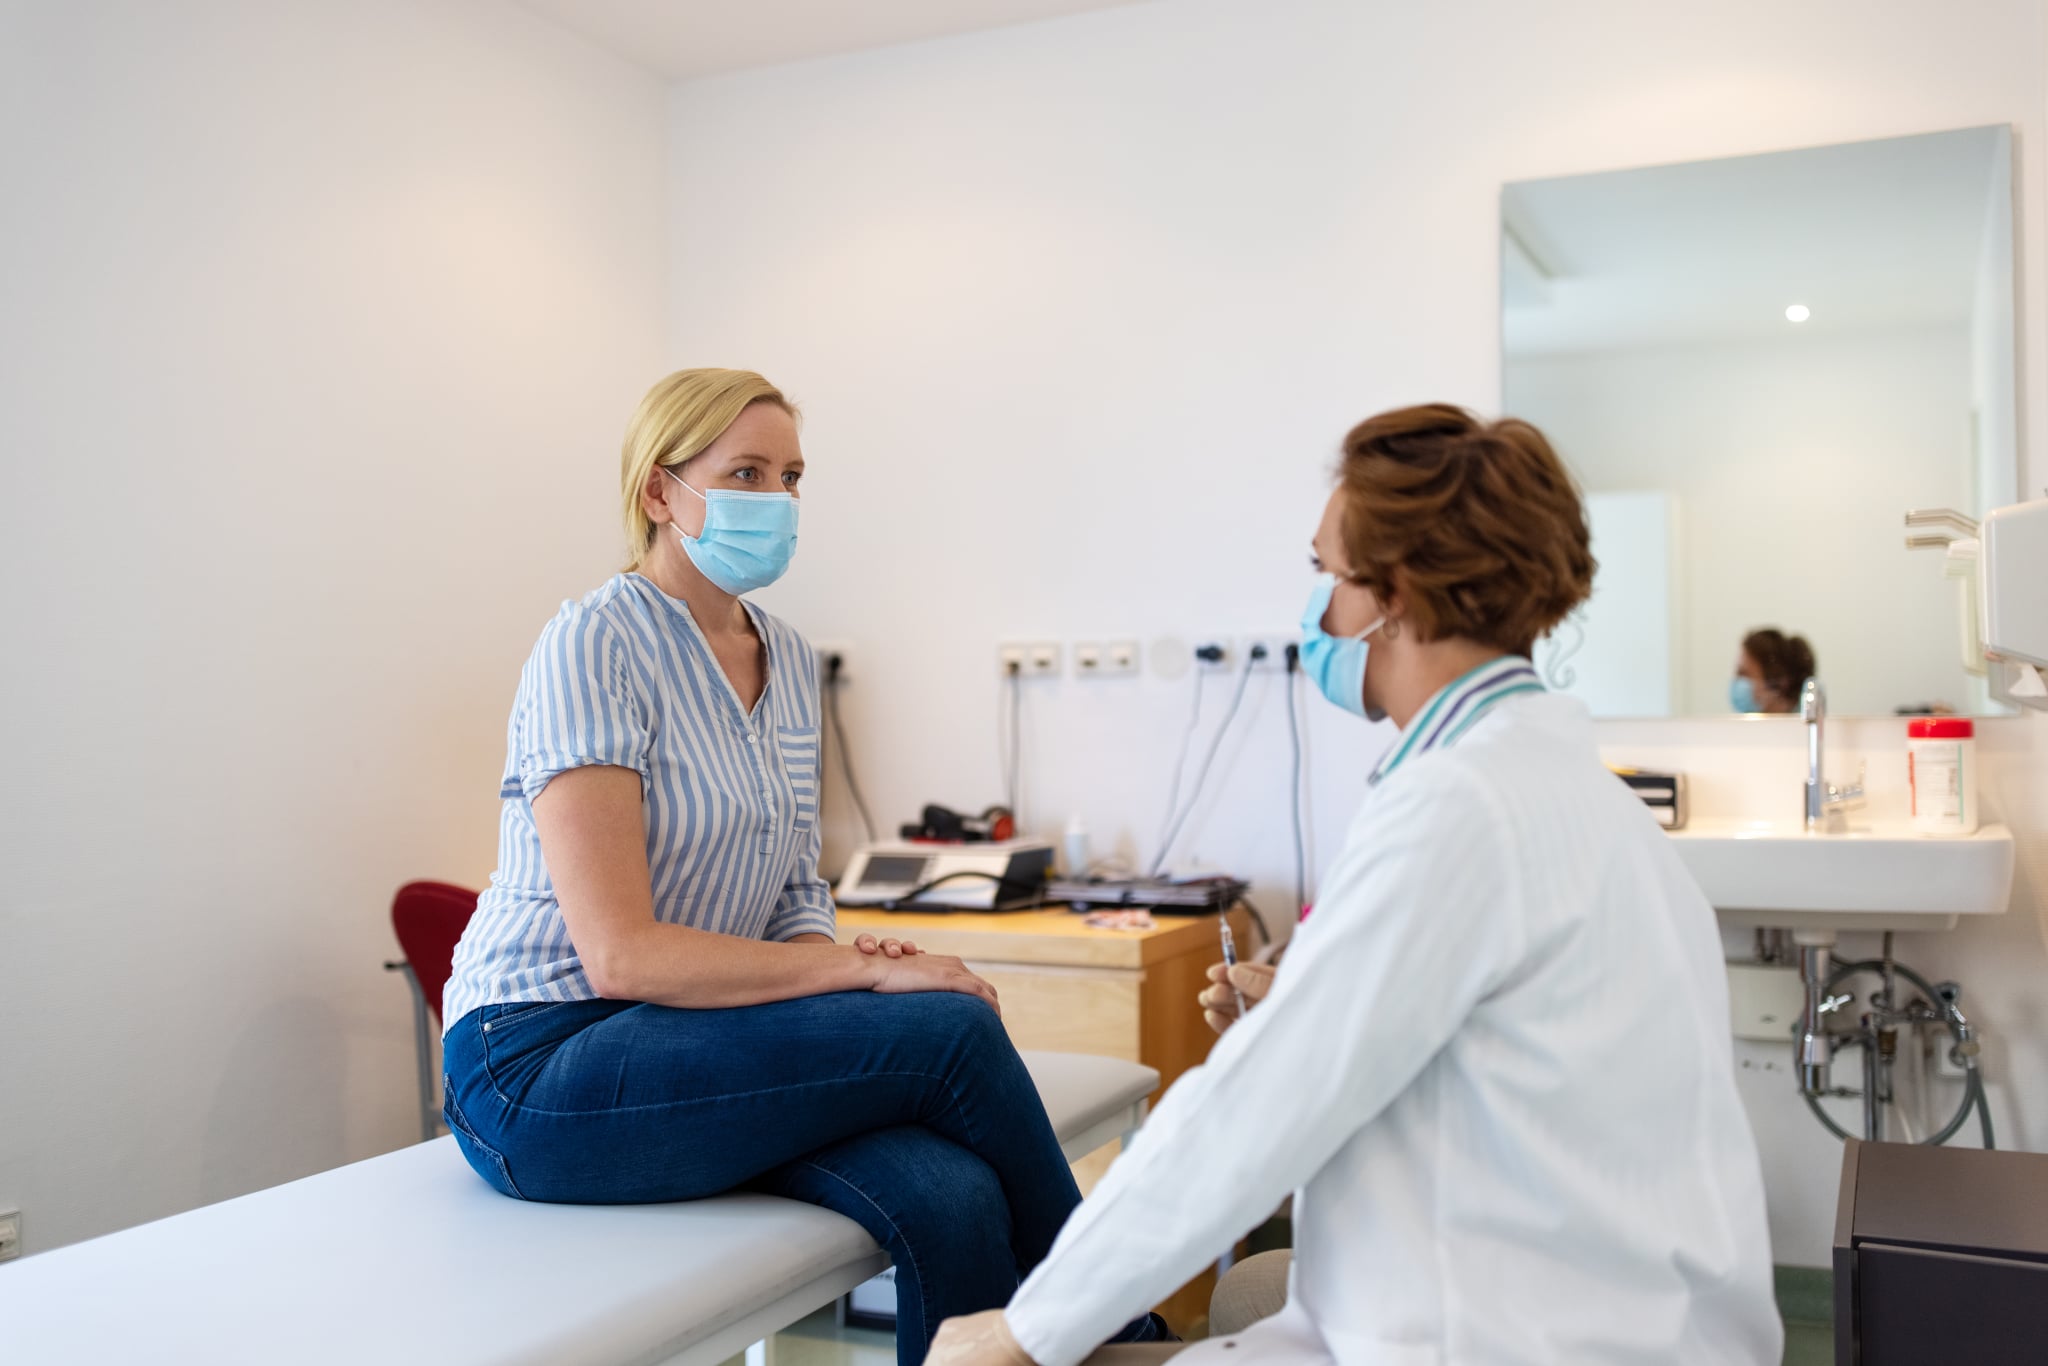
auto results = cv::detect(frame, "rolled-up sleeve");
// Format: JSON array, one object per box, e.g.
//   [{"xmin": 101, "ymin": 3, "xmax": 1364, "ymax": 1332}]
[{"xmin": 511, "ymin": 602, "xmax": 651, "ymax": 803}]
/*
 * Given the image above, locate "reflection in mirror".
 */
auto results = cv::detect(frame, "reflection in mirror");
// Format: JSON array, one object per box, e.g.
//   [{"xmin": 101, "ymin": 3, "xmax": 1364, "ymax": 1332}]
[{"xmin": 1503, "ymin": 126, "xmax": 2017, "ymax": 719}]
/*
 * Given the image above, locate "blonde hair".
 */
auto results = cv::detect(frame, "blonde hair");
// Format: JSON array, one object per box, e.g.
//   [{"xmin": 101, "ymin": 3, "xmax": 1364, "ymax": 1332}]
[{"xmin": 620, "ymin": 368, "xmax": 797, "ymax": 567}]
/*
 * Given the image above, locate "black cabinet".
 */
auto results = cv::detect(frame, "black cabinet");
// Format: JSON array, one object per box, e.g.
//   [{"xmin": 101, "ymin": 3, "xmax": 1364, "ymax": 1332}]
[{"xmin": 1834, "ymin": 1138, "xmax": 2048, "ymax": 1364}]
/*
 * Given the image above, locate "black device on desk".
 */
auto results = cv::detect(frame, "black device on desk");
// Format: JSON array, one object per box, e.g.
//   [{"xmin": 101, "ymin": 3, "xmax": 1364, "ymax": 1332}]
[
  {"xmin": 1043, "ymin": 876, "xmax": 1247, "ymax": 915},
  {"xmin": 1834, "ymin": 1138, "xmax": 2048, "ymax": 1363},
  {"xmin": 834, "ymin": 839, "xmax": 1053, "ymax": 911}
]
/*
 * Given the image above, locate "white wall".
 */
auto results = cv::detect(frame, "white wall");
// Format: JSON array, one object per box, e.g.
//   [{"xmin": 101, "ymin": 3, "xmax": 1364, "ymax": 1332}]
[
  {"xmin": 0, "ymin": 0, "xmax": 665, "ymax": 1253},
  {"xmin": 666, "ymin": 0, "xmax": 2048, "ymax": 1270},
  {"xmin": 1509, "ymin": 328, "xmax": 1975, "ymax": 717}
]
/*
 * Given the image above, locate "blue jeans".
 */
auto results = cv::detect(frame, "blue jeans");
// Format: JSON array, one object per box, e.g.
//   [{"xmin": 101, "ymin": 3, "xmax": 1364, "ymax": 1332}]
[{"xmin": 442, "ymin": 990, "xmax": 1129, "ymax": 1364}]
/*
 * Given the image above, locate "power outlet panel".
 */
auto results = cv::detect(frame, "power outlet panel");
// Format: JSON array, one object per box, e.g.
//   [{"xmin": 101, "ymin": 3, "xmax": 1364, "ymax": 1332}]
[
  {"xmin": 1192, "ymin": 640, "xmax": 1234, "ymax": 672},
  {"xmin": 0, "ymin": 1208, "xmax": 20, "ymax": 1263},
  {"xmin": 1072, "ymin": 640, "xmax": 1140, "ymax": 678},
  {"xmin": 997, "ymin": 642, "xmax": 1061, "ymax": 677}
]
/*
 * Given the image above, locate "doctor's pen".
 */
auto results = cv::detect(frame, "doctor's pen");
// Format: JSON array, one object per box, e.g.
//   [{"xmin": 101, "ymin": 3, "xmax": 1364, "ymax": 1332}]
[{"xmin": 1219, "ymin": 920, "xmax": 1249, "ymax": 1019}]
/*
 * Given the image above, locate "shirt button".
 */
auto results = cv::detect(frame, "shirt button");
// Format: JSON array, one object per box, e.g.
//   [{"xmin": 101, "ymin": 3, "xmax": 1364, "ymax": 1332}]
[{"xmin": 746, "ymin": 733, "xmax": 758, "ymax": 744}]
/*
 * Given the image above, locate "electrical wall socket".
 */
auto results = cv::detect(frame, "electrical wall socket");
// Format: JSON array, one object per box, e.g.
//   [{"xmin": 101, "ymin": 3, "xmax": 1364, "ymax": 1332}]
[
  {"xmin": 1192, "ymin": 640, "xmax": 1233, "ymax": 671},
  {"xmin": 814, "ymin": 640, "xmax": 853, "ymax": 685},
  {"xmin": 997, "ymin": 642, "xmax": 1061, "ymax": 677},
  {"xmin": 1240, "ymin": 635, "xmax": 1296, "ymax": 672},
  {"xmin": 1072, "ymin": 640, "xmax": 1140, "ymax": 678},
  {"xmin": 0, "ymin": 1208, "xmax": 20, "ymax": 1263}
]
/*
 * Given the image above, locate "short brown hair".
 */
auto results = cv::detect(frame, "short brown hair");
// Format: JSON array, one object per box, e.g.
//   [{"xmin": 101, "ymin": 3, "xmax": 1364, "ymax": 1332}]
[
  {"xmin": 1335, "ymin": 404, "xmax": 1594, "ymax": 658},
  {"xmin": 1742, "ymin": 629, "xmax": 1816, "ymax": 701}
]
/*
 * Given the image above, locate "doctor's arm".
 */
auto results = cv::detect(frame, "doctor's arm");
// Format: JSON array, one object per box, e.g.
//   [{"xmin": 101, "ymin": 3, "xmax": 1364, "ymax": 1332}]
[
  {"xmin": 992, "ymin": 768, "xmax": 1521, "ymax": 1366},
  {"xmin": 533, "ymin": 766, "xmax": 981, "ymax": 1009}
]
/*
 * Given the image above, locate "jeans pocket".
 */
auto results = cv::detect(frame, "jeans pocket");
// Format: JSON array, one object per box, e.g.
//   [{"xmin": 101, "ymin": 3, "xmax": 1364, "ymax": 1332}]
[
  {"xmin": 444, "ymin": 1078, "xmax": 526, "ymax": 1200},
  {"xmin": 777, "ymin": 726, "xmax": 820, "ymax": 831},
  {"xmin": 485, "ymin": 1000, "xmax": 575, "ymax": 1029}
]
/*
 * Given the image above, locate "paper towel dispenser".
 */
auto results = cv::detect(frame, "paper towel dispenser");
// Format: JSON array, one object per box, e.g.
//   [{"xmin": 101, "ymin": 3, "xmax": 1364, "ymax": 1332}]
[{"xmin": 1981, "ymin": 496, "xmax": 2048, "ymax": 707}]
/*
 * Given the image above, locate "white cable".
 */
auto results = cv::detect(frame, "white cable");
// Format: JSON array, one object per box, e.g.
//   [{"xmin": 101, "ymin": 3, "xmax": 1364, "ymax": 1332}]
[
  {"xmin": 1153, "ymin": 668, "xmax": 1207, "ymax": 861},
  {"xmin": 1151, "ymin": 653, "xmax": 1257, "ymax": 876}
]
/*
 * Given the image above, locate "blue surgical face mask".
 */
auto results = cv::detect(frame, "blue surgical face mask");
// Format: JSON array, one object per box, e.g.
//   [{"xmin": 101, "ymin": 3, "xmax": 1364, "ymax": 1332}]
[
  {"xmin": 1300, "ymin": 573, "xmax": 1388, "ymax": 722},
  {"xmin": 663, "ymin": 467, "xmax": 799, "ymax": 596},
  {"xmin": 1730, "ymin": 676, "xmax": 1760, "ymax": 713}
]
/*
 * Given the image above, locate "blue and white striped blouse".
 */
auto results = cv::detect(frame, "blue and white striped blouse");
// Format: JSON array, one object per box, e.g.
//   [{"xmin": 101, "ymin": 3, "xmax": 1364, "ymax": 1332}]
[{"xmin": 442, "ymin": 573, "xmax": 835, "ymax": 1029}]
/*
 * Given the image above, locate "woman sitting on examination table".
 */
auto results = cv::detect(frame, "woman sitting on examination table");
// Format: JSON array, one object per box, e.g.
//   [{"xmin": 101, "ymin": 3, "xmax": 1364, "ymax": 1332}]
[
  {"xmin": 439, "ymin": 368, "xmax": 1165, "ymax": 1366},
  {"xmin": 931, "ymin": 406, "xmax": 1780, "ymax": 1366}
]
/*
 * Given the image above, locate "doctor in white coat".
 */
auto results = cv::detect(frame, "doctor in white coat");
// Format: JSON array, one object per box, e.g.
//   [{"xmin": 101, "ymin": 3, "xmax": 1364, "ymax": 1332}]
[{"xmin": 930, "ymin": 404, "xmax": 1780, "ymax": 1366}]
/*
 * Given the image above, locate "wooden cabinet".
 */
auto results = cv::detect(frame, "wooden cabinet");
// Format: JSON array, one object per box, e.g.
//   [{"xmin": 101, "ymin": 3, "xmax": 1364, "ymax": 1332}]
[{"xmin": 834, "ymin": 903, "xmax": 1252, "ymax": 1106}]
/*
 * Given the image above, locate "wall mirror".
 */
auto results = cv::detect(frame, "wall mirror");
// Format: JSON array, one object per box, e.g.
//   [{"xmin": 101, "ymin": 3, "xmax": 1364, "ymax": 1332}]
[{"xmin": 1502, "ymin": 126, "xmax": 2018, "ymax": 719}]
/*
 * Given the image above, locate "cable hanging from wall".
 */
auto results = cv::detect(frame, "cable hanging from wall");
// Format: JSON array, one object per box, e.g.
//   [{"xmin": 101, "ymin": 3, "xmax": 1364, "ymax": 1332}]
[
  {"xmin": 1150, "ymin": 647, "xmax": 1260, "ymax": 877},
  {"xmin": 822, "ymin": 653, "xmax": 877, "ymax": 844},
  {"xmin": 1284, "ymin": 643, "xmax": 1309, "ymax": 916}
]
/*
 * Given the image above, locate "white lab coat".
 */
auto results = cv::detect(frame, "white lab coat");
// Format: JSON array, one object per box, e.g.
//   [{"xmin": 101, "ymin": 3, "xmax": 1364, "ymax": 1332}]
[{"xmin": 1005, "ymin": 690, "xmax": 1780, "ymax": 1365}]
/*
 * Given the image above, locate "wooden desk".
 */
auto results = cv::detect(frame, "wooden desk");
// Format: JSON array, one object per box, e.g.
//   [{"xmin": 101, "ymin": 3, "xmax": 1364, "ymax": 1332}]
[{"xmin": 835, "ymin": 903, "xmax": 1253, "ymax": 1105}]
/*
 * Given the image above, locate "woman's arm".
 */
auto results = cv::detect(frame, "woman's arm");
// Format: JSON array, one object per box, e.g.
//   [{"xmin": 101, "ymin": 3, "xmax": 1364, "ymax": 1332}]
[{"xmin": 534, "ymin": 764, "xmax": 991, "ymax": 1010}]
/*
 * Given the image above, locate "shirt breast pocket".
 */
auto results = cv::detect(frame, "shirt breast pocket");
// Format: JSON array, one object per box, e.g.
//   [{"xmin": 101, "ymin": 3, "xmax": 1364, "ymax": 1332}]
[{"xmin": 776, "ymin": 726, "xmax": 821, "ymax": 832}]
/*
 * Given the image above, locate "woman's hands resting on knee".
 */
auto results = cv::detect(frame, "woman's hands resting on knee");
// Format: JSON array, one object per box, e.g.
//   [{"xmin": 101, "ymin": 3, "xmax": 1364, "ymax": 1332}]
[
  {"xmin": 866, "ymin": 949, "xmax": 1002, "ymax": 1015},
  {"xmin": 850, "ymin": 933, "xmax": 1001, "ymax": 1014},
  {"xmin": 852, "ymin": 933, "xmax": 919, "ymax": 958}
]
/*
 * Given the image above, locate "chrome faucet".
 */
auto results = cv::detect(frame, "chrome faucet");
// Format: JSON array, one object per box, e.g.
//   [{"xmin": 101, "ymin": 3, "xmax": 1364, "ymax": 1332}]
[{"xmin": 1800, "ymin": 679, "xmax": 1865, "ymax": 832}]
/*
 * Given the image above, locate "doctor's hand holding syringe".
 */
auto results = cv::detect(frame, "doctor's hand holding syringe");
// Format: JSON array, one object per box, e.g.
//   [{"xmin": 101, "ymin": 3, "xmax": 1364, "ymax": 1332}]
[{"xmin": 1198, "ymin": 957, "xmax": 1278, "ymax": 1035}]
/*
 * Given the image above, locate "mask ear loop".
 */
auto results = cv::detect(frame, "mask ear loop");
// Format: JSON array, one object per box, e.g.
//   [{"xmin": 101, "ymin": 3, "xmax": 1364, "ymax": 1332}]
[
  {"xmin": 662, "ymin": 466, "xmax": 707, "ymax": 501},
  {"xmin": 662, "ymin": 466, "xmax": 706, "ymax": 544}
]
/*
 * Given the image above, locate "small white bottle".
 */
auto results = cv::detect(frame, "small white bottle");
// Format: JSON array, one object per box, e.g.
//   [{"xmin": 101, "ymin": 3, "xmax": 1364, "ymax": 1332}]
[
  {"xmin": 1907, "ymin": 718, "xmax": 1978, "ymax": 836},
  {"xmin": 1063, "ymin": 813, "xmax": 1090, "ymax": 878}
]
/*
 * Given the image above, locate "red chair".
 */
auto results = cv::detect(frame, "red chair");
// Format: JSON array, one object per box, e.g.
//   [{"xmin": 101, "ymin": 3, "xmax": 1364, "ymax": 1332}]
[{"xmin": 383, "ymin": 880, "xmax": 480, "ymax": 1143}]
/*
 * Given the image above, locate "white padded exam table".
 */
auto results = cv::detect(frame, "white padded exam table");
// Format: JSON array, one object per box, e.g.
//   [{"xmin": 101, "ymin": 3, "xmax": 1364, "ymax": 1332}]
[{"xmin": 2, "ymin": 1051, "xmax": 1159, "ymax": 1365}]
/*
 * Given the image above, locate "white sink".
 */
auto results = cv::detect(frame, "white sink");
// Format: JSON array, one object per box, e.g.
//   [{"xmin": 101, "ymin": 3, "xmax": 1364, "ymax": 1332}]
[{"xmin": 1667, "ymin": 819, "xmax": 2015, "ymax": 932}]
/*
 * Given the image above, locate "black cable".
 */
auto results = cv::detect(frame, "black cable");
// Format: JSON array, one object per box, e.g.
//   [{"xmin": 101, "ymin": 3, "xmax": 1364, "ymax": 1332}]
[
  {"xmin": 1284, "ymin": 643, "xmax": 1306, "ymax": 916},
  {"xmin": 1237, "ymin": 896, "xmax": 1273, "ymax": 948},
  {"xmin": 875, "ymin": 869, "xmax": 1046, "ymax": 911},
  {"xmin": 822, "ymin": 664, "xmax": 877, "ymax": 843},
  {"xmin": 1003, "ymin": 665, "xmax": 1022, "ymax": 822},
  {"xmin": 1151, "ymin": 651, "xmax": 1258, "ymax": 876}
]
